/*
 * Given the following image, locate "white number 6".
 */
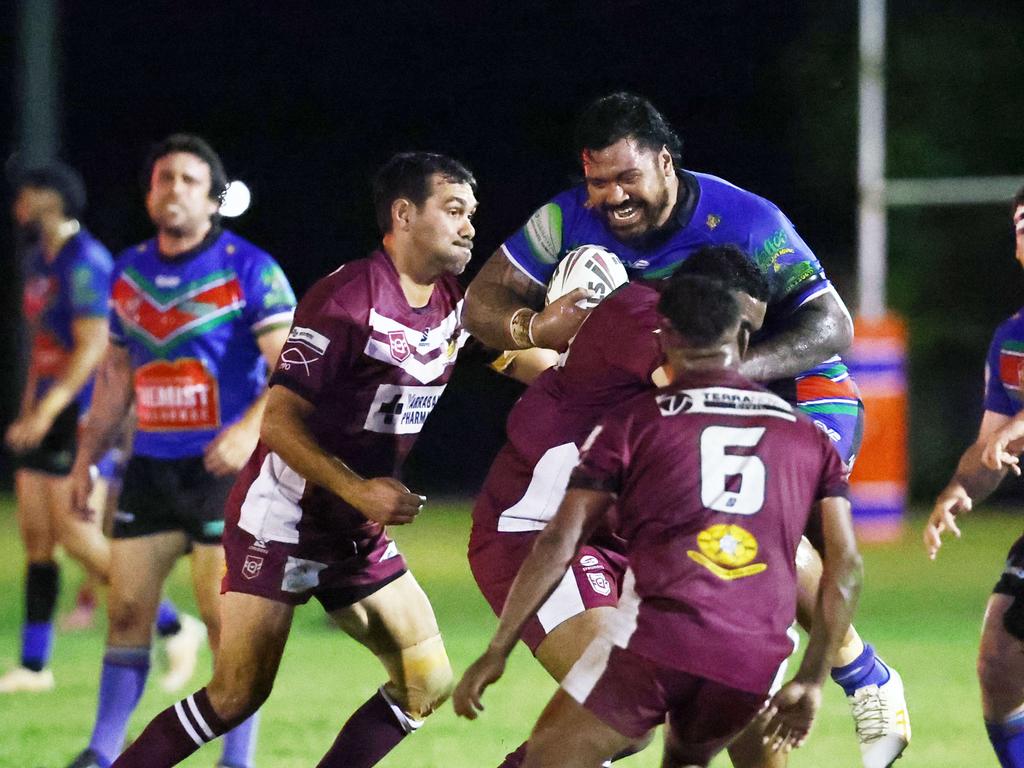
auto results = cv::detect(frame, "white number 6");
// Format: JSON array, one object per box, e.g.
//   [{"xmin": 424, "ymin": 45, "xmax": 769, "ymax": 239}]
[{"xmin": 700, "ymin": 426, "xmax": 766, "ymax": 515}]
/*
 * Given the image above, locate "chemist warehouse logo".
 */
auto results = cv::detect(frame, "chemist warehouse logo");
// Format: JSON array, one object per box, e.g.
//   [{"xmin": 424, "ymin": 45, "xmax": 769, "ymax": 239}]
[{"xmin": 364, "ymin": 384, "xmax": 448, "ymax": 435}]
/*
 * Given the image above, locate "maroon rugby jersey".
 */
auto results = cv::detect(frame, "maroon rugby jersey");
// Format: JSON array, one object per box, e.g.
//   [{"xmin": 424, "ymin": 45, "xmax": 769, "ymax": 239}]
[
  {"xmin": 231, "ymin": 250, "xmax": 467, "ymax": 544},
  {"xmin": 572, "ymin": 368, "xmax": 848, "ymax": 694},
  {"xmin": 473, "ymin": 282, "xmax": 662, "ymax": 533}
]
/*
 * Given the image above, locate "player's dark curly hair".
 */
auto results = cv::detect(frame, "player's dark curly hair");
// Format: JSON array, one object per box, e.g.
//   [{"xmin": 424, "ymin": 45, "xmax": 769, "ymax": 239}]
[
  {"xmin": 670, "ymin": 244, "xmax": 770, "ymax": 302},
  {"xmin": 14, "ymin": 161, "xmax": 87, "ymax": 219},
  {"xmin": 574, "ymin": 92, "xmax": 683, "ymax": 165},
  {"xmin": 658, "ymin": 274, "xmax": 740, "ymax": 347},
  {"xmin": 372, "ymin": 152, "xmax": 476, "ymax": 234},
  {"xmin": 142, "ymin": 133, "xmax": 229, "ymax": 203}
]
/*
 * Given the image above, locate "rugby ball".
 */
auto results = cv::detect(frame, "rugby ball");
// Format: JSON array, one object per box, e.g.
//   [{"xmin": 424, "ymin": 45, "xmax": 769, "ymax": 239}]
[{"xmin": 545, "ymin": 245, "xmax": 628, "ymax": 309}]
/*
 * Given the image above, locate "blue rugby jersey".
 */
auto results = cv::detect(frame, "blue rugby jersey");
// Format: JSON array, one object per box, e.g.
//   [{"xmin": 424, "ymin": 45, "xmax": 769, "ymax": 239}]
[
  {"xmin": 984, "ymin": 308, "xmax": 1024, "ymax": 417},
  {"xmin": 500, "ymin": 171, "xmax": 845, "ymax": 381},
  {"xmin": 22, "ymin": 228, "xmax": 113, "ymax": 409},
  {"xmin": 109, "ymin": 229, "xmax": 296, "ymax": 458}
]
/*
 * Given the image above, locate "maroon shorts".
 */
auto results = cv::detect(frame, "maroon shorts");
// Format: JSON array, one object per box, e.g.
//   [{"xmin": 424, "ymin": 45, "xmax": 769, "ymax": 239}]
[
  {"xmin": 563, "ymin": 641, "xmax": 766, "ymax": 765},
  {"xmin": 222, "ymin": 520, "xmax": 407, "ymax": 612},
  {"xmin": 468, "ymin": 526, "xmax": 628, "ymax": 653}
]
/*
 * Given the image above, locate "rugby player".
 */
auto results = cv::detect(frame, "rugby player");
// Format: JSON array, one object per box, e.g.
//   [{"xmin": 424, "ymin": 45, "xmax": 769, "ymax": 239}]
[
  {"xmin": 65, "ymin": 134, "xmax": 296, "ymax": 768},
  {"xmin": 455, "ymin": 273, "xmax": 863, "ymax": 768},
  {"xmin": 925, "ymin": 186, "xmax": 1024, "ymax": 768},
  {"xmin": 464, "ymin": 91, "xmax": 909, "ymax": 768},
  {"xmin": 110, "ymin": 151, "xmax": 476, "ymax": 768},
  {"xmin": 2, "ymin": 163, "xmax": 191, "ymax": 693}
]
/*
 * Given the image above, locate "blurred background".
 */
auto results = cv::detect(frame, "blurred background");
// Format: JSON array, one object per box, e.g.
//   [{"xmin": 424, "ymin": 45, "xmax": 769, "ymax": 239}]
[{"xmin": 2, "ymin": 0, "xmax": 1023, "ymax": 504}]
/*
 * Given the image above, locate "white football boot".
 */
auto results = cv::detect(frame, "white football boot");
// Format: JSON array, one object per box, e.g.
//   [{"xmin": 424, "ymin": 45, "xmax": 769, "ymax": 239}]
[
  {"xmin": 159, "ymin": 613, "xmax": 206, "ymax": 692},
  {"xmin": 0, "ymin": 665, "xmax": 55, "ymax": 693},
  {"xmin": 848, "ymin": 665, "xmax": 911, "ymax": 768}
]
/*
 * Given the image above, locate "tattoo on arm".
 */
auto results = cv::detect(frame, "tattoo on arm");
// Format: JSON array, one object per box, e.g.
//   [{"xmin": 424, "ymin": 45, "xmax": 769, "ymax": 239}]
[{"xmin": 465, "ymin": 253, "xmax": 546, "ymax": 348}]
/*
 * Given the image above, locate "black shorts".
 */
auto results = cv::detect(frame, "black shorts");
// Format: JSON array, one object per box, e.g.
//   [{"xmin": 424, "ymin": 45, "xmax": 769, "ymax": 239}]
[
  {"xmin": 114, "ymin": 455, "xmax": 235, "ymax": 545},
  {"xmin": 994, "ymin": 535, "xmax": 1024, "ymax": 596},
  {"xmin": 12, "ymin": 404, "xmax": 79, "ymax": 477}
]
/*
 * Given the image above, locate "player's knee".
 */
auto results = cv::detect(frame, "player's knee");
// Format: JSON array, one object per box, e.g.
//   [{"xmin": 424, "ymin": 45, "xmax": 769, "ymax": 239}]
[
  {"xmin": 387, "ymin": 634, "xmax": 454, "ymax": 721},
  {"xmin": 208, "ymin": 669, "xmax": 273, "ymax": 725},
  {"xmin": 107, "ymin": 596, "xmax": 152, "ymax": 638}
]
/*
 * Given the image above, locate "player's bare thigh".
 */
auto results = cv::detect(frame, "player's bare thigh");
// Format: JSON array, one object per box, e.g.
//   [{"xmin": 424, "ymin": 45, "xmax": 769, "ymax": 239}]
[
  {"xmin": 207, "ymin": 591, "xmax": 295, "ymax": 722},
  {"xmin": 329, "ymin": 571, "xmax": 452, "ymax": 716},
  {"xmin": 524, "ymin": 688, "xmax": 636, "ymax": 768},
  {"xmin": 535, "ymin": 605, "xmax": 619, "ymax": 682},
  {"xmin": 106, "ymin": 531, "xmax": 186, "ymax": 646},
  {"xmin": 726, "ymin": 709, "xmax": 789, "ymax": 768},
  {"xmin": 189, "ymin": 542, "xmax": 226, "ymax": 651},
  {"xmin": 15, "ymin": 469, "xmax": 59, "ymax": 560},
  {"xmin": 979, "ymin": 593, "xmax": 1024, "ymax": 720}
]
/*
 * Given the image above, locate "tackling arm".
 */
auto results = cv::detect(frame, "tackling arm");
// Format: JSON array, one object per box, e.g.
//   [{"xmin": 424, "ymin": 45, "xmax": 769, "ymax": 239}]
[
  {"xmin": 452, "ymin": 487, "xmax": 612, "ymax": 719},
  {"xmin": 739, "ymin": 289, "xmax": 854, "ymax": 382},
  {"xmin": 465, "ymin": 250, "xmax": 591, "ymax": 352},
  {"xmin": 260, "ymin": 385, "xmax": 423, "ymax": 525},
  {"xmin": 765, "ymin": 495, "xmax": 862, "ymax": 752}
]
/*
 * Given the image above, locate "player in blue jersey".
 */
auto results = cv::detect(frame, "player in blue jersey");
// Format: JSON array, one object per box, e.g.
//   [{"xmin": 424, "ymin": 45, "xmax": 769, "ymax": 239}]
[
  {"xmin": 1, "ymin": 162, "xmax": 114, "ymax": 692},
  {"xmin": 63, "ymin": 135, "xmax": 296, "ymax": 768},
  {"xmin": 925, "ymin": 186, "xmax": 1024, "ymax": 768},
  {"xmin": 464, "ymin": 92, "xmax": 908, "ymax": 768}
]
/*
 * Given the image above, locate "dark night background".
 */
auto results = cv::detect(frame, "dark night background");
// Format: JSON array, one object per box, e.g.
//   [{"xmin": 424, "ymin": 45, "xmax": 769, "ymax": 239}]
[{"xmin": 1, "ymin": 1, "xmax": 1022, "ymax": 499}]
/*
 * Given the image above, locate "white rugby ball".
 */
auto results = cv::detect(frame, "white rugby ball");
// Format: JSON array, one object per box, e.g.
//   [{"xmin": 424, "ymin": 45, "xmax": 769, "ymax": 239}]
[{"xmin": 545, "ymin": 245, "xmax": 628, "ymax": 309}]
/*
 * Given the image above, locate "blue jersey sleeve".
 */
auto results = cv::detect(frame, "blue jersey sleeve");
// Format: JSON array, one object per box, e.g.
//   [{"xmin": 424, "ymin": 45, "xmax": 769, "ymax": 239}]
[
  {"xmin": 68, "ymin": 241, "xmax": 113, "ymax": 318},
  {"xmin": 499, "ymin": 188, "xmax": 582, "ymax": 286},
  {"xmin": 743, "ymin": 199, "xmax": 828, "ymax": 310},
  {"xmin": 984, "ymin": 319, "xmax": 1023, "ymax": 416},
  {"xmin": 238, "ymin": 249, "xmax": 297, "ymax": 335}
]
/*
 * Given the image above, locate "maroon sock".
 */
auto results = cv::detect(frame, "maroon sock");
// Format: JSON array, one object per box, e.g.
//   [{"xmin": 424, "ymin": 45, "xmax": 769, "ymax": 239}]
[
  {"xmin": 498, "ymin": 742, "xmax": 527, "ymax": 767},
  {"xmin": 111, "ymin": 688, "xmax": 228, "ymax": 767},
  {"xmin": 316, "ymin": 689, "xmax": 414, "ymax": 768}
]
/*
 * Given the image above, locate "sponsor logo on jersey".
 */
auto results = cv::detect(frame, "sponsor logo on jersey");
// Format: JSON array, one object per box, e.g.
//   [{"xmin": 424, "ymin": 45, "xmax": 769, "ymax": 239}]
[
  {"xmin": 524, "ymin": 203, "xmax": 563, "ymax": 264},
  {"xmin": 657, "ymin": 387, "xmax": 795, "ymax": 421},
  {"xmin": 706, "ymin": 213, "xmax": 721, "ymax": 230},
  {"xmin": 388, "ymin": 330, "xmax": 411, "ymax": 362},
  {"xmin": 812, "ymin": 419, "xmax": 842, "ymax": 443},
  {"xmin": 279, "ymin": 346, "xmax": 320, "ymax": 376},
  {"xmin": 688, "ymin": 524, "xmax": 767, "ymax": 581},
  {"xmin": 281, "ymin": 556, "xmax": 327, "ymax": 593},
  {"xmin": 586, "ymin": 571, "xmax": 611, "ymax": 596},
  {"xmin": 242, "ymin": 554, "xmax": 264, "ymax": 580},
  {"xmin": 154, "ymin": 274, "xmax": 181, "ymax": 289},
  {"xmin": 363, "ymin": 384, "xmax": 447, "ymax": 435},
  {"xmin": 288, "ymin": 326, "xmax": 330, "ymax": 355},
  {"xmin": 134, "ymin": 358, "xmax": 220, "ymax": 431},
  {"xmin": 579, "ymin": 555, "xmax": 600, "ymax": 568},
  {"xmin": 379, "ymin": 540, "xmax": 399, "ymax": 562}
]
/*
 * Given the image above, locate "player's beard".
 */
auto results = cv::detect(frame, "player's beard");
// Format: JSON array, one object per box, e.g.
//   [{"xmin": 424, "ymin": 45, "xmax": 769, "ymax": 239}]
[{"xmin": 604, "ymin": 184, "xmax": 673, "ymax": 243}]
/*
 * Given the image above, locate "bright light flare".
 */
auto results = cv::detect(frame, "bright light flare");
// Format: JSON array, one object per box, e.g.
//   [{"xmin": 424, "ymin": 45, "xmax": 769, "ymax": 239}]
[{"xmin": 220, "ymin": 180, "xmax": 251, "ymax": 217}]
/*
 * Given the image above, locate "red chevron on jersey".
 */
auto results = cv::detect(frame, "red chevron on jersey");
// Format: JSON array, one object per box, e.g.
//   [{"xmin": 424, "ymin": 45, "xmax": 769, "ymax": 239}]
[
  {"xmin": 999, "ymin": 342, "xmax": 1024, "ymax": 396},
  {"xmin": 112, "ymin": 268, "xmax": 245, "ymax": 352}
]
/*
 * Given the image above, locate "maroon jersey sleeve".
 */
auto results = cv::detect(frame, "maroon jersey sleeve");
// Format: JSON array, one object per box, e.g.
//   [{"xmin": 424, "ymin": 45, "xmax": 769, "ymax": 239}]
[
  {"xmin": 568, "ymin": 403, "xmax": 642, "ymax": 494},
  {"xmin": 270, "ymin": 277, "xmax": 363, "ymax": 405}
]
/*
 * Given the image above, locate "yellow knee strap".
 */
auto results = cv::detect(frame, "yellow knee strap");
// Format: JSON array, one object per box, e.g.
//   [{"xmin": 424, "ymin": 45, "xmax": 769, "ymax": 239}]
[{"xmin": 380, "ymin": 634, "xmax": 453, "ymax": 722}]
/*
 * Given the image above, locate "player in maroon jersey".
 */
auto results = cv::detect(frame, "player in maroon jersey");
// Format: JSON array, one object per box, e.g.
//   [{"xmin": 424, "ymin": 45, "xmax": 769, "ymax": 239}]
[
  {"xmin": 111, "ymin": 152, "xmax": 477, "ymax": 768},
  {"xmin": 455, "ymin": 274, "xmax": 863, "ymax": 768}
]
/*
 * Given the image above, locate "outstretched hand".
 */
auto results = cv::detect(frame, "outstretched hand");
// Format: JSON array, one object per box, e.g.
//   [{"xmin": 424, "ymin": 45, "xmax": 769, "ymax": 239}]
[
  {"xmin": 762, "ymin": 680, "xmax": 821, "ymax": 753},
  {"xmin": 452, "ymin": 648, "xmax": 507, "ymax": 720},
  {"xmin": 923, "ymin": 488, "xmax": 969, "ymax": 560}
]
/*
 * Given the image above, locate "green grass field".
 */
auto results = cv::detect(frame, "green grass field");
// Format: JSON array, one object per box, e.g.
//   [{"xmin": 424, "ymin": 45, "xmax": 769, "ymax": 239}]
[{"xmin": 0, "ymin": 496, "xmax": 1008, "ymax": 767}]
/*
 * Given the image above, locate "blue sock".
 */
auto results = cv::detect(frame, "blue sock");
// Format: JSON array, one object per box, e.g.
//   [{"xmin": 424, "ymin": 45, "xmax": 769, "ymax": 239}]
[
  {"xmin": 88, "ymin": 646, "xmax": 151, "ymax": 765},
  {"xmin": 220, "ymin": 711, "xmax": 260, "ymax": 768},
  {"xmin": 155, "ymin": 599, "xmax": 182, "ymax": 638},
  {"xmin": 830, "ymin": 643, "xmax": 890, "ymax": 696},
  {"xmin": 21, "ymin": 622, "xmax": 54, "ymax": 672},
  {"xmin": 987, "ymin": 711, "xmax": 1024, "ymax": 768}
]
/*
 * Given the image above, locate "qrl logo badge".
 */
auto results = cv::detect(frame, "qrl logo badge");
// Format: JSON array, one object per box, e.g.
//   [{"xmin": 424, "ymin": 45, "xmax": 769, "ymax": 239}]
[
  {"xmin": 242, "ymin": 554, "xmax": 264, "ymax": 580},
  {"xmin": 587, "ymin": 572, "xmax": 611, "ymax": 596},
  {"xmin": 388, "ymin": 331, "xmax": 411, "ymax": 362}
]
